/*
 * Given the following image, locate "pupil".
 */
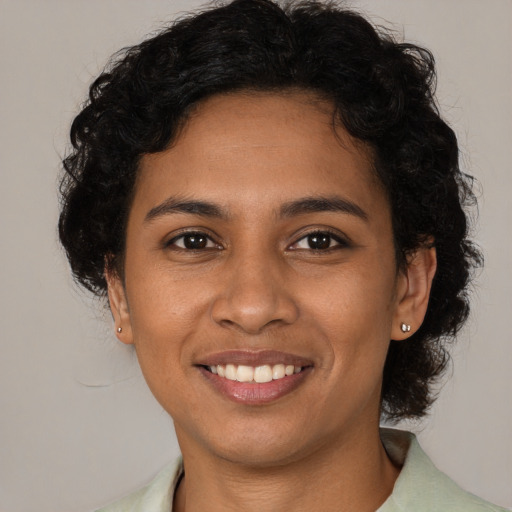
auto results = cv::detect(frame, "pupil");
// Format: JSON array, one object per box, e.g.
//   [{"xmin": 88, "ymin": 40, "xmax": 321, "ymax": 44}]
[
  {"xmin": 308, "ymin": 233, "xmax": 330, "ymax": 250},
  {"xmin": 184, "ymin": 234, "xmax": 207, "ymax": 249}
]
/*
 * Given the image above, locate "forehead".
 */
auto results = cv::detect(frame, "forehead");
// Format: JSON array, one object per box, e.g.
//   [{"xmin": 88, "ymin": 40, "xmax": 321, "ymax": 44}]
[{"xmin": 135, "ymin": 91, "xmax": 385, "ymax": 216}]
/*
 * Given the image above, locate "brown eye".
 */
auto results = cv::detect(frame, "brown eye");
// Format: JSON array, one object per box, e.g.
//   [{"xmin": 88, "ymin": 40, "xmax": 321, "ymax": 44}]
[
  {"xmin": 307, "ymin": 233, "xmax": 331, "ymax": 250},
  {"xmin": 183, "ymin": 234, "xmax": 208, "ymax": 249},
  {"xmin": 290, "ymin": 230, "xmax": 349, "ymax": 251},
  {"xmin": 168, "ymin": 232, "xmax": 218, "ymax": 250}
]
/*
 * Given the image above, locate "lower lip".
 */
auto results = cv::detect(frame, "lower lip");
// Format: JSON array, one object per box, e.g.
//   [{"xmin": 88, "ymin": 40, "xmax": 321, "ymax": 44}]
[{"xmin": 199, "ymin": 367, "xmax": 312, "ymax": 405}]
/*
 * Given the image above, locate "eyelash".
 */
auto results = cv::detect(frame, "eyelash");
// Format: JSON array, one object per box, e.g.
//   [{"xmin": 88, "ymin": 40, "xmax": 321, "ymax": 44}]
[
  {"xmin": 165, "ymin": 228, "xmax": 349, "ymax": 252},
  {"xmin": 165, "ymin": 230, "xmax": 221, "ymax": 251},
  {"xmin": 289, "ymin": 229, "xmax": 349, "ymax": 252}
]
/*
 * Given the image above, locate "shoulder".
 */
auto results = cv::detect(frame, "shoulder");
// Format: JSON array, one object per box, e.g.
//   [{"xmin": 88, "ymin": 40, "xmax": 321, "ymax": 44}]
[
  {"xmin": 379, "ymin": 429, "xmax": 509, "ymax": 512},
  {"xmin": 95, "ymin": 458, "xmax": 183, "ymax": 512}
]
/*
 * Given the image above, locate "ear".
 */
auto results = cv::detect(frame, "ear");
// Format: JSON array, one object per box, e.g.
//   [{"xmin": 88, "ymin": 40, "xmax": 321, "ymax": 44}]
[
  {"xmin": 391, "ymin": 245, "xmax": 437, "ymax": 340},
  {"xmin": 105, "ymin": 268, "xmax": 134, "ymax": 345}
]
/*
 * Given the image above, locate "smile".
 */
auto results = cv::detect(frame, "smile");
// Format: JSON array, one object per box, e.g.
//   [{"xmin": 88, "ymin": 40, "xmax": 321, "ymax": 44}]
[
  {"xmin": 208, "ymin": 363, "xmax": 303, "ymax": 383},
  {"xmin": 198, "ymin": 350, "xmax": 313, "ymax": 404}
]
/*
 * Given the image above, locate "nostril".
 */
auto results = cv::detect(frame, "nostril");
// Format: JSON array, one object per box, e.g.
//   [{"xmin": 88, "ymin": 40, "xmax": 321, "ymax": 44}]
[{"xmin": 210, "ymin": 275, "xmax": 299, "ymax": 333}]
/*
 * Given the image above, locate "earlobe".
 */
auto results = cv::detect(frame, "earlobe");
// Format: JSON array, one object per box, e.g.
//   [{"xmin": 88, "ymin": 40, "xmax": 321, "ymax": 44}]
[
  {"xmin": 392, "ymin": 245, "xmax": 437, "ymax": 341},
  {"xmin": 105, "ymin": 268, "xmax": 134, "ymax": 345}
]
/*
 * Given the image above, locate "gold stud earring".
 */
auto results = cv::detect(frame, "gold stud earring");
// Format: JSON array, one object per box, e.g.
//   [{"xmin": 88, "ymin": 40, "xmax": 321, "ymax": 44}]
[{"xmin": 400, "ymin": 322, "xmax": 411, "ymax": 333}]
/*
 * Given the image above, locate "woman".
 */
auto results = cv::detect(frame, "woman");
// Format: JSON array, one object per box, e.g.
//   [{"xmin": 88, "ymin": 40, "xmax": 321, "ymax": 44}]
[{"xmin": 58, "ymin": 0, "xmax": 506, "ymax": 510}]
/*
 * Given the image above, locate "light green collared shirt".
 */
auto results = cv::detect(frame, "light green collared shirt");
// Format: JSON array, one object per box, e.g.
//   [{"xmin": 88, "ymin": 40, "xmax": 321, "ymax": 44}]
[{"xmin": 96, "ymin": 429, "xmax": 508, "ymax": 512}]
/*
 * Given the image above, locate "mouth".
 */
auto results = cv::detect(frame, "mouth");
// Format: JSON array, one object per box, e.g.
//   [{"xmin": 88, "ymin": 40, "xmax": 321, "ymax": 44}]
[
  {"xmin": 205, "ymin": 363, "xmax": 303, "ymax": 382},
  {"xmin": 197, "ymin": 350, "xmax": 313, "ymax": 404}
]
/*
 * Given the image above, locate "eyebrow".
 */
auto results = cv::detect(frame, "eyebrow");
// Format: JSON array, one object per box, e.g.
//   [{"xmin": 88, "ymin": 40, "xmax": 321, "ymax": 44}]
[
  {"xmin": 144, "ymin": 197, "xmax": 228, "ymax": 222},
  {"xmin": 144, "ymin": 194, "xmax": 368, "ymax": 223},
  {"xmin": 280, "ymin": 196, "xmax": 368, "ymax": 221}
]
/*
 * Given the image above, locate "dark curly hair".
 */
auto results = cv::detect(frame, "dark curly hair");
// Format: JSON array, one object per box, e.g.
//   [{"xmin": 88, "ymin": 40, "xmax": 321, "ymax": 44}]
[{"xmin": 59, "ymin": 0, "xmax": 482, "ymax": 421}]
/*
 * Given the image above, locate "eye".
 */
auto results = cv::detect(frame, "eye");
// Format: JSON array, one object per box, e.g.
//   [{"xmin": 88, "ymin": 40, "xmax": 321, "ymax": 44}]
[
  {"xmin": 290, "ymin": 230, "xmax": 348, "ymax": 251},
  {"xmin": 167, "ymin": 231, "xmax": 219, "ymax": 250}
]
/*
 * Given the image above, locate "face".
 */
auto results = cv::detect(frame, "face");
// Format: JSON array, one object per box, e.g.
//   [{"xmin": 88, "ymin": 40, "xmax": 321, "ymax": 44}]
[{"xmin": 108, "ymin": 91, "xmax": 432, "ymax": 467}]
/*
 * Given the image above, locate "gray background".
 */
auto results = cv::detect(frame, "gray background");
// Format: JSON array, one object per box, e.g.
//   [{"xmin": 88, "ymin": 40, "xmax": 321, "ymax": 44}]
[{"xmin": 0, "ymin": 1, "xmax": 511, "ymax": 510}]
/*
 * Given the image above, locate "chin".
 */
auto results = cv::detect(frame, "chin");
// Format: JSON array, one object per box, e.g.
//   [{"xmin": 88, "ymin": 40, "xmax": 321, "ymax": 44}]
[
  {"xmin": 210, "ymin": 438, "xmax": 313, "ymax": 469},
  {"xmin": 178, "ymin": 415, "xmax": 337, "ymax": 470}
]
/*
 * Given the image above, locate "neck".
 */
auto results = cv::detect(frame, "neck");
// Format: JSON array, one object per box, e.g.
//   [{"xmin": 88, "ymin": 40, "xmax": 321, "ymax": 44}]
[{"xmin": 173, "ymin": 426, "xmax": 400, "ymax": 512}]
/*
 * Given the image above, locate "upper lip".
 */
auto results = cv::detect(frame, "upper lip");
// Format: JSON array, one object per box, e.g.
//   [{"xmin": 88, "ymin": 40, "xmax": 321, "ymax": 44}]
[{"xmin": 197, "ymin": 350, "xmax": 314, "ymax": 368}]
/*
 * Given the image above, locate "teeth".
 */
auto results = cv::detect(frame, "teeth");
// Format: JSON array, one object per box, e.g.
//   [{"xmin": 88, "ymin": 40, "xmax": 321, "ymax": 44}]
[
  {"xmin": 254, "ymin": 365, "xmax": 273, "ymax": 383},
  {"xmin": 272, "ymin": 364, "xmax": 285, "ymax": 379},
  {"xmin": 208, "ymin": 363, "xmax": 303, "ymax": 382},
  {"xmin": 225, "ymin": 364, "xmax": 237, "ymax": 381},
  {"xmin": 236, "ymin": 365, "xmax": 254, "ymax": 382}
]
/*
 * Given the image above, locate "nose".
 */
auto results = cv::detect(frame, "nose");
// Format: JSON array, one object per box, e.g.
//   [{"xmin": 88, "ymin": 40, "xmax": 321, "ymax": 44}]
[{"xmin": 211, "ymin": 252, "xmax": 299, "ymax": 335}]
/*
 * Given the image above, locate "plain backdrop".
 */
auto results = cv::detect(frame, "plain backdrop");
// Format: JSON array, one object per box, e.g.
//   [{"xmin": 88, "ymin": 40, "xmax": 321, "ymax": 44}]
[{"xmin": 0, "ymin": 1, "xmax": 511, "ymax": 511}]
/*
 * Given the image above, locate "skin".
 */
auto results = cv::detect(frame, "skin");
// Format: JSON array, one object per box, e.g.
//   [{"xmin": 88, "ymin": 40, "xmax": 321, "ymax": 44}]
[{"xmin": 107, "ymin": 91, "xmax": 436, "ymax": 512}]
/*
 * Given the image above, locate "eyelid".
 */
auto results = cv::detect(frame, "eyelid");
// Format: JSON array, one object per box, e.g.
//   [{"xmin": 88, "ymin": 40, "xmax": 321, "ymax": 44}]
[
  {"xmin": 164, "ymin": 228, "xmax": 223, "ymax": 250},
  {"xmin": 162, "ymin": 226, "xmax": 350, "ymax": 251},
  {"xmin": 288, "ymin": 228, "xmax": 351, "ymax": 251}
]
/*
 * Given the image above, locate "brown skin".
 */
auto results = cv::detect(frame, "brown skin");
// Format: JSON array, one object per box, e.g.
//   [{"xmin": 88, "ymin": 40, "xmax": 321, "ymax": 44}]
[{"xmin": 107, "ymin": 91, "xmax": 437, "ymax": 512}]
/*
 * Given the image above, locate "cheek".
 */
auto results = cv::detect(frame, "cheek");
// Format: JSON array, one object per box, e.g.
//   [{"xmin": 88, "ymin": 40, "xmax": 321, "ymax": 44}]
[
  {"xmin": 301, "ymin": 261, "xmax": 397, "ymax": 327},
  {"xmin": 124, "ymin": 276, "xmax": 199, "ymax": 409},
  {"xmin": 124, "ymin": 261, "xmax": 221, "ymax": 385},
  {"xmin": 127, "ymin": 254, "xmax": 209, "ymax": 326},
  {"xmin": 300, "ymin": 261, "xmax": 397, "ymax": 374}
]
